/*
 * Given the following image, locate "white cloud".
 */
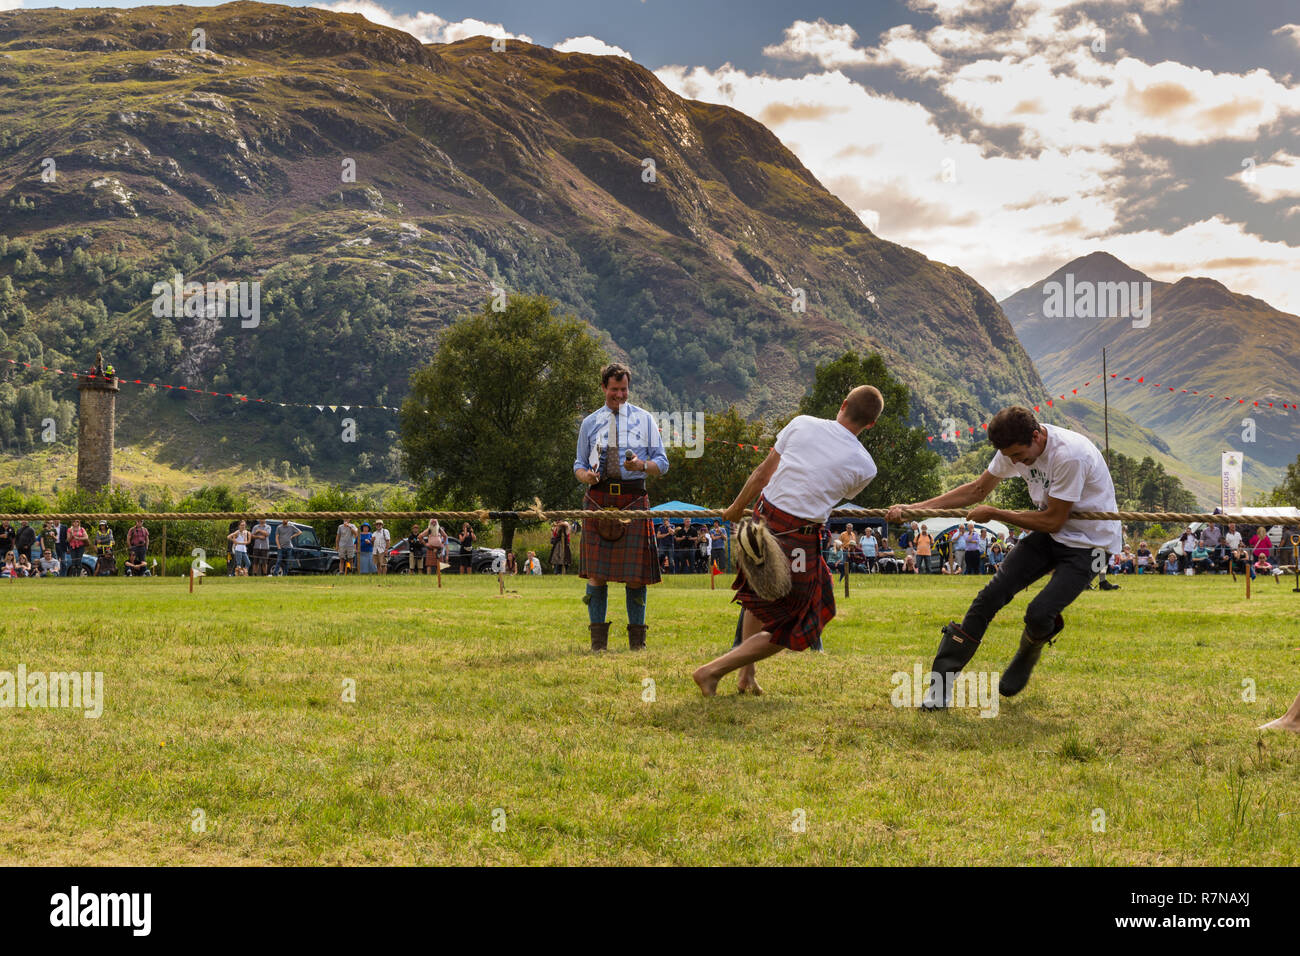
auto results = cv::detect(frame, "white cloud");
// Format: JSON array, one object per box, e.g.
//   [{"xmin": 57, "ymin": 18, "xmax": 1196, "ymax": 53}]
[
  {"xmin": 309, "ymin": 1, "xmax": 532, "ymax": 44},
  {"xmin": 656, "ymin": 55, "xmax": 1300, "ymax": 315},
  {"xmin": 1273, "ymin": 24, "xmax": 1300, "ymax": 48},
  {"xmin": 1101, "ymin": 217, "xmax": 1300, "ymax": 314},
  {"xmin": 762, "ymin": 19, "xmax": 943, "ymax": 75},
  {"xmin": 554, "ymin": 35, "xmax": 632, "ymax": 59},
  {"xmin": 945, "ymin": 54, "xmax": 1300, "ymax": 148},
  {"xmin": 762, "ymin": 19, "xmax": 871, "ymax": 69},
  {"xmin": 1239, "ymin": 151, "xmax": 1300, "ymax": 204},
  {"xmin": 0, "ymin": 0, "xmax": 22, "ymax": 10}
]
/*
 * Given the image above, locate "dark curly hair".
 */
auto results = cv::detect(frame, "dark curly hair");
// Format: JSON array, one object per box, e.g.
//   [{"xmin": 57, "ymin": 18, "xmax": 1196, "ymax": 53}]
[{"xmin": 987, "ymin": 406, "xmax": 1040, "ymax": 449}]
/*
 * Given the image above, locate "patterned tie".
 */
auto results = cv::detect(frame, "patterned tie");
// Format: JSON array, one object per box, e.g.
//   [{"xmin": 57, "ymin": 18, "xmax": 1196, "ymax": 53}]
[{"xmin": 604, "ymin": 409, "xmax": 620, "ymax": 479}]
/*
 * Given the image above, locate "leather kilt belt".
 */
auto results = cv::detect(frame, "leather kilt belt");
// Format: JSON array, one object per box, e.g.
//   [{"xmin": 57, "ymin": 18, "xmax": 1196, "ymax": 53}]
[
  {"xmin": 733, "ymin": 495, "xmax": 834, "ymax": 652},
  {"xmin": 580, "ymin": 482, "xmax": 660, "ymax": 587}
]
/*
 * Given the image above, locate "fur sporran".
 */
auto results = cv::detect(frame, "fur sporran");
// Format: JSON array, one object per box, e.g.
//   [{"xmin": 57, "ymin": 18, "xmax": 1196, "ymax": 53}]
[{"xmin": 734, "ymin": 517, "xmax": 792, "ymax": 601}]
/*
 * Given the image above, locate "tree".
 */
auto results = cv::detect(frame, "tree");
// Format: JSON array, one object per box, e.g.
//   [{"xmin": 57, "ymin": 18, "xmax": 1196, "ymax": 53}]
[
  {"xmin": 794, "ymin": 351, "xmax": 942, "ymax": 508},
  {"xmin": 1261, "ymin": 455, "xmax": 1300, "ymax": 507},
  {"xmin": 401, "ymin": 294, "xmax": 607, "ymax": 550},
  {"xmin": 652, "ymin": 407, "xmax": 774, "ymax": 507}
]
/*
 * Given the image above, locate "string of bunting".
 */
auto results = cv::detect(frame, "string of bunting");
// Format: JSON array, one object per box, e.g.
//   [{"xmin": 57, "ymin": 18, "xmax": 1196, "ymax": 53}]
[
  {"xmin": 922, "ymin": 373, "xmax": 1298, "ymax": 444},
  {"xmin": 6, "ymin": 357, "xmax": 1296, "ymax": 435},
  {"xmin": 1, "ymin": 357, "xmax": 416, "ymax": 414}
]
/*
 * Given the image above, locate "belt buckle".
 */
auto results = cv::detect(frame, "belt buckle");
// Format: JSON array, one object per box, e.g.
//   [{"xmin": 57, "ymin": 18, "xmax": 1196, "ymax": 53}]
[{"xmin": 609, "ymin": 482, "xmax": 621, "ymax": 496}]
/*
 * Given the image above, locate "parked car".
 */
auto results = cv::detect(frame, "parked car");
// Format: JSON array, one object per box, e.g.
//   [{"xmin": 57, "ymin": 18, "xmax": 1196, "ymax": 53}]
[
  {"xmin": 385, "ymin": 537, "xmax": 506, "ymax": 574},
  {"xmin": 226, "ymin": 520, "xmax": 339, "ymax": 574}
]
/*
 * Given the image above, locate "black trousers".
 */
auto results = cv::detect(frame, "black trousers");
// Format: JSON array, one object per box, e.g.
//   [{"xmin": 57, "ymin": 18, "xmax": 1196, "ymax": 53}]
[
  {"xmin": 964, "ymin": 549, "xmax": 981, "ymax": 575},
  {"xmin": 960, "ymin": 531, "xmax": 1097, "ymax": 642}
]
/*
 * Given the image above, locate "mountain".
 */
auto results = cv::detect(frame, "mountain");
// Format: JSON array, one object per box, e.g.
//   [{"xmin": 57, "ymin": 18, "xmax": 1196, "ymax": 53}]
[
  {"xmin": 0, "ymin": 1, "xmax": 1045, "ymax": 489},
  {"xmin": 1001, "ymin": 252, "xmax": 1298, "ymax": 496}
]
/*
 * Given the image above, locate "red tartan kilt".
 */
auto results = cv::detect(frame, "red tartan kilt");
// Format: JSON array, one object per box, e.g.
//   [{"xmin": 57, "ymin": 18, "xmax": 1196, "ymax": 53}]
[
  {"xmin": 732, "ymin": 496, "xmax": 834, "ymax": 651},
  {"xmin": 579, "ymin": 490, "xmax": 661, "ymax": 586}
]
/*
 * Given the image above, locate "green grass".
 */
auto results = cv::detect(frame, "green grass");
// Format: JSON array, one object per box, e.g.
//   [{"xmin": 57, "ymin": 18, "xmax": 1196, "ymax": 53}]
[{"xmin": 0, "ymin": 572, "xmax": 1297, "ymax": 865}]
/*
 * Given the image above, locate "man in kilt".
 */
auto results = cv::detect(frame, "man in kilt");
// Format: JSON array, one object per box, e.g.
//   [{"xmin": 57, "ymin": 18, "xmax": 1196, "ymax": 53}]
[
  {"xmin": 574, "ymin": 363, "xmax": 669, "ymax": 651},
  {"xmin": 692, "ymin": 386, "xmax": 883, "ymax": 695}
]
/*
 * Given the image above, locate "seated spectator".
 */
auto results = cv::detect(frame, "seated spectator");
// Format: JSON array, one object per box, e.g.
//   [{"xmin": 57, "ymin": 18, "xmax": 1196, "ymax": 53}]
[
  {"xmin": 524, "ymin": 550, "xmax": 542, "ymax": 574},
  {"xmin": 826, "ymin": 539, "xmax": 844, "ymax": 572},
  {"xmin": 1191, "ymin": 543, "xmax": 1212, "ymax": 574},
  {"xmin": 1118, "ymin": 548, "xmax": 1135, "ymax": 574},
  {"xmin": 124, "ymin": 553, "xmax": 150, "ymax": 576},
  {"xmin": 941, "ymin": 554, "xmax": 963, "ymax": 575},
  {"xmin": 902, "ymin": 554, "xmax": 917, "ymax": 573},
  {"xmin": 16, "ymin": 554, "xmax": 32, "ymax": 577},
  {"xmin": 505, "ymin": 551, "xmax": 518, "ymax": 575},
  {"xmin": 38, "ymin": 552, "xmax": 60, "ymax": 577},
  {"xmin": 1135, "ymin": 542, "xmax": 1152, "ymax": 574},
  {"xmin": 1200, "ymin": 522, "xmax": 1223, "ymax": 565},
  {"xmin": 2, "ymin": 552, "xmax": 16, "ymax": 578},
  {"xmin": 1163, "ymin": 552, "xmax": 1179, "ymax": 574},
  {"xmin": 1253, "ymin": 554, "xmax": 1274, "ymax": 574},
  {"xmin": 988, "ymin": 543, "xmax": 1005, "ymax": 573}
]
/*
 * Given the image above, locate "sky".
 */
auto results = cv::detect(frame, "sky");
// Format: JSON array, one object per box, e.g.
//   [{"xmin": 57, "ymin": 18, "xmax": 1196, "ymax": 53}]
[{"xmin": 11, "ymin": 0, "xmax": 1300, "ymax": 312}]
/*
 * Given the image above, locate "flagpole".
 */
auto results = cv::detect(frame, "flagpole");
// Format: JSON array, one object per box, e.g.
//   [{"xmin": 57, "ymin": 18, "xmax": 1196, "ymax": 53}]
[{"xmin": 1102, "ymin": 346, "xmax": 1109, "ymax": 462}]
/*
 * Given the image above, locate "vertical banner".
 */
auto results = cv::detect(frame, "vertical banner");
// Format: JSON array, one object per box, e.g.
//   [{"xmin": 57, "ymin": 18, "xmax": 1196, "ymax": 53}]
[{"xmin": 1222, "ymin": 452, "xmax": 1243, "ymax": 511}]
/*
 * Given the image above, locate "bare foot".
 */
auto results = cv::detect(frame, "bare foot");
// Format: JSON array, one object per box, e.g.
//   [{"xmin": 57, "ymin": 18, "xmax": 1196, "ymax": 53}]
[
  {"xmin": 1259, "ymin": 714, "xmax": 1300, "ymax": 732},
  {"xmin": 1260, "ymin": 693, "xmax": 1300, "ymax": 731},
  {"xmin": 737, "ymin": 675, "xmax": 763, "ymax": 695},
  {"xmin": 693, "ymin": 666, "xmax": 719, "ymax": 697}
]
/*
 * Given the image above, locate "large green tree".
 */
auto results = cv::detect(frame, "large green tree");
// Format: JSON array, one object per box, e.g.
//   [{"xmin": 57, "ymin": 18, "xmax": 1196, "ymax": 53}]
[
  {"xmin": 651, "ymin": 407, "xmax": 774, "ymax": 507},
  {"xmin": 794, "ymin": 351, "xmax": 942, "ymax": 508},
  {"xmin": 401, "ymin": 295, "xmax": 606, "ymax": 549}
]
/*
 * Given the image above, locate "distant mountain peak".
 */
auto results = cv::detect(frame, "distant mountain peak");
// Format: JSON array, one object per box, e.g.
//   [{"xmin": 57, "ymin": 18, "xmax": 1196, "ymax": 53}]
[{"xmin": 1044, "ymin": 251, "xmax": 1155, "ymax": 286}]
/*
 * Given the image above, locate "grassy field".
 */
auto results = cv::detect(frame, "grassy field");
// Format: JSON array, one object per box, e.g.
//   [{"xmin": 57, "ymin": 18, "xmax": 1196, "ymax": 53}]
[{"xmin": 0, "ymin": 570, "xmax": 1296, "ymax": 865}]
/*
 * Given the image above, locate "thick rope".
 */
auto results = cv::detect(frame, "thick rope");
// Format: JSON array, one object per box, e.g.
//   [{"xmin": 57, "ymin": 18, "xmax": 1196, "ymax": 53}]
[{"xmin": 4, "ymin": 508, "xmax": 1295, "ymax": 524}]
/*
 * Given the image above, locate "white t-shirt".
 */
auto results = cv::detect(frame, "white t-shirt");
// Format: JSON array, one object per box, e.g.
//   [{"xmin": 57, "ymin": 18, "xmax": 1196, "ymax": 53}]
[
  {"xmin": 763, "ymin": 415, "xmax": 878, "ymax": 523},
  {"xmin": 987, "ymin": 423, "xmax": 1122, "ymax": 553},
  {"xmin": 1224, "ymin": 531, "xmax": 1242, "ymax": 550},
  {"xmin": 232, "ymin": 531, "xmax": 249, "ymax": 553},
  {"xmin": 372, "ymin": 528, "xmax": 391, "ymax": 554}
]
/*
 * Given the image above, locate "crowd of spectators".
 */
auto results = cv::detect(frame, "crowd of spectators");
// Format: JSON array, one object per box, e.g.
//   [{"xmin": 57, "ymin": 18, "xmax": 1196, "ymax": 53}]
[
  {"xmin": 6, "ymin": 511, "xmax": 1294, "ymax": 582},
  {"xmin": 653, "ymin": 517, "xmax": 728, "ymax": 574},
  {"xmin": 816, "ymin": 518, "xmax": 1298, "ymax": 579},
  {"xmin": 822, "ymin": 521, "xmax": 1023, "ymax": 576}
]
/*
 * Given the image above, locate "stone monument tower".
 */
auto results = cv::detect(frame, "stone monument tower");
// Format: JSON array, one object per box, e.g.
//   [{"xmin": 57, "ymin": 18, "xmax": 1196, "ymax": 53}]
[{"xmin": 76, "ymin": 351, "xmax": 118, "ymax": 493}]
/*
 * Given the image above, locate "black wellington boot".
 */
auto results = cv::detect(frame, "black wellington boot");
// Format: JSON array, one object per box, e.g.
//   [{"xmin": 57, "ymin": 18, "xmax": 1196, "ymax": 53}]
[
  {"xmin": 922, "ymin": 621, "xmax": 983, "ymax": 710},
  {"xmin": 589, "ymin": 622, "xmax": 610, "ymax": 652},
  {"xmin": 999, "ymin": 614, "xmax": 1064, "ymax": 697}
]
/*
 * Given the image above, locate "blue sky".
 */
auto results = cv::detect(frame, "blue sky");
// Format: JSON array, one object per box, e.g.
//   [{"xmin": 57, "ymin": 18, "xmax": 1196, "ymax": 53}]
[{"xmin": 10, "ymin": 0, "xmax": 1300, "ymax": 310}]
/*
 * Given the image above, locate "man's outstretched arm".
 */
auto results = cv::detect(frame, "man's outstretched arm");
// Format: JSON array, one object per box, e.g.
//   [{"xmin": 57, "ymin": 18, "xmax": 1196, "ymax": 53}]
[{"xmin": 887, "ymin": 470, "xmax": 1000, "ymax": 523}]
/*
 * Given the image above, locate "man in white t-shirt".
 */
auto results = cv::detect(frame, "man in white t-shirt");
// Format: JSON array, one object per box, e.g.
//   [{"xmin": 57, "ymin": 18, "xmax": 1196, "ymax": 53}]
[
  {"xmin": 888, "ymin": 406, "xmax": 1122, "ymax": 707},
  {"xmin": 693, "ymin": 385, "xmax": 881, "ymax": 696}
]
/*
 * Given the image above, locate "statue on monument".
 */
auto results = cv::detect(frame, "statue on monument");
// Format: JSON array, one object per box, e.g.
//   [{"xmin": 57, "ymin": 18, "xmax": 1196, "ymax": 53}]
[{"xmin": 92, "ymin": 350, "xmax": 115, "ymax": 382}]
